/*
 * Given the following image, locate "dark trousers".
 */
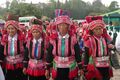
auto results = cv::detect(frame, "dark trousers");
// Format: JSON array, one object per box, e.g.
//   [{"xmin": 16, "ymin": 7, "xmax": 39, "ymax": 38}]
[
  {"xmin": 29, "ymin": 75, "xmax": 46, "ymax": 80},
  {"xmin": 97, "ymin": 68, "xmax": 110, "ymax": 80},
  {"xmin": 54, "ymin": 68, "xmax": 76, "ymax": 80},
  {"xmin": 6, "ymin": 68, "xmax": 27, "ymax": 80}
]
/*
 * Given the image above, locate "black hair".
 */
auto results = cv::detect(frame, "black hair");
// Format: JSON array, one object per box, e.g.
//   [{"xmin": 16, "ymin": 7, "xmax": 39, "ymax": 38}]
[
  {"xmin": 89, "ymin": 30, "xmax": 94, "ymax": 35},
  {"xmin": 91, "ymin": 17, "xmax": 97, "ymax": 21}
]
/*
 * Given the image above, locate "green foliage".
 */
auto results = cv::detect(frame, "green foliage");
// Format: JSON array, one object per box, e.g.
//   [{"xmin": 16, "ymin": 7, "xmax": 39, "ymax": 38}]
[
  {"xmin": 109, "ymin": 1, "xmax": 119, "ymax": 11},
  {"xmin": 0, "ymin": 0, "xmax": 119, "ymax": 19}
]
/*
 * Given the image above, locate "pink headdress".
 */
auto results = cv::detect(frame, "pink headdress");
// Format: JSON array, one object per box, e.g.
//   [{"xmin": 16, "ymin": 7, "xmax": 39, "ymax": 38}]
[{"xmin": 85, "ymin": 16, "xmax": 105, "ymax": 30}]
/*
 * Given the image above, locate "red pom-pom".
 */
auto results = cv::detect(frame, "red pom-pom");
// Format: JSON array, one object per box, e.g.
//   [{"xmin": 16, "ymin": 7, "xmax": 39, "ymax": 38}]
[
  {"xmin": 30, "ymin": 18, "xmax": 42, "ymax": 26},
  {"xmin": 85, "ymin": 16, "xmax": 103, "ymax": 23},
  {"xmin": 5, "ymin": 13, "xmax": 19, "ymax": 21}
]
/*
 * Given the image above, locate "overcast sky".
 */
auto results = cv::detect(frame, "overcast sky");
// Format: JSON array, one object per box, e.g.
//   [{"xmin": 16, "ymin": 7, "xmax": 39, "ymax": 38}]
[{"xmin": 0, "ymin": 0, "xmax": 120, "ymax": 7}]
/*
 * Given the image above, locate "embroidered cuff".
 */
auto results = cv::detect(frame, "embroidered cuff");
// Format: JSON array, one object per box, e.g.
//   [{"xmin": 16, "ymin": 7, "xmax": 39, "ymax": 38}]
[
  {"xmin": 46, "ymin": 62, "xmax": 52, "ymax": 70},
  {"xmin": 77, "ymin": 62, "xmax": 82, "ymax": 69}
]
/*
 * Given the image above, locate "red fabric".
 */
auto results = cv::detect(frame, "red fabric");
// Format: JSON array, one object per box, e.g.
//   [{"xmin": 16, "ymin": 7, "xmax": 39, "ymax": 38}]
[
  {"xmin": 30, "ymin": 25, "xmax": 43, "ymax": 33},
  {"xmin": 1, "ymin": 62, "xmax": 5, "ymax": 69},
  {"xmin": 6, "ymin": 13, "xmax": 19, "ymax": 21},
  {"xmin": 85, "ymin": 16, "xmax": 105, "ymax": 30},
  {"xmin": 29, "ymin": 18, "xmax": 42, "ymax": 26},
  {"xmin": 46, "ymin": 22, "xmax": 56, "ymax": 37},
  {"xmin": 1, "ymin": 34, "xmax": 8, "ymax": 45},
  {"xmin": 49, "ymin": 24, "xmax": 76, "ymax": 40},
  {"xmin": 50, "ymin": 30, "xmax": 58, "ymax": 40},
  {"xmin": 1, "ymin": 25, "xmax": 25, "ymax": 46},
  {"xmin": 109, "ymin": 67, "xmax": 113, "ymax": 77},
  {"xmin": 45, "ymin": 21, "xmax": 49, "ymax": 25},
  {"xmin": 6, "ymin": 63, "xmax": 23, "ymax": 70},
  {"xmin": 26, "ymin": 68, "xmax": 45, "ymax": 77},
  {"xmin": 88, "ymin": 20, "xmax": 105, "ymax": 30},
  {"xmin": 5, "ymin": 20, "xmax": 19, "ymax": 30},
  {"xmin": 85, "ymin": 64, "xmax": 102, "ymax": 80},
  {"xmin": 1, "ymin": 31, "xmax": 25, "ymax": 56},
  {"xmin": 52, "ymin": 68, "xmax": 57, "ymax": 78},
  {"xmin": 48, "ymin": 16, "xmax": 76, "ymax": 40},
  {"xmin": 69, "ymin": 67, "xmax": 78, "ymax": 79},
  {"xmin": 52, "ymin": 68, "xmax": 78, "ymax": 79},
  {"xmin": 27, "ymin": 25, "xmax": 44, "ymax": 40},
  {"xmin": 55, "ymin": 16, "xmax": 72, "ymax": 25},
  {"xmin": 19, "ymin": 24, "xmax": 26, "ymax": 31},
  {"xmin": 55, "ymin": 9, "xmax": 63, "ymax": 17},
  {"xmin": 18, "ymin": 31, "xmax": 25, "ymax": 41},
  {"xmin": 85, "ymin": 16, "xmax": 102, "ymax": 23},
  {"xmin": 27, "ymin": 30, "xmax": 33, "ymax": 40},
  {"xmin": 87, "ymin": 64, "xmax": 95, "ymax": 71},
  {"xmin": 1, "ymin": 30, "xmax": 7, "ymax": 35}
]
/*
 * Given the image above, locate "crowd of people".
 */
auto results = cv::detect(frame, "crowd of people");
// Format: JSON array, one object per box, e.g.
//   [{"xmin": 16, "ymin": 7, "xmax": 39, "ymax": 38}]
[{"xmin": 0, "ymin": 9, "xmax": 120, "ymax": 80}]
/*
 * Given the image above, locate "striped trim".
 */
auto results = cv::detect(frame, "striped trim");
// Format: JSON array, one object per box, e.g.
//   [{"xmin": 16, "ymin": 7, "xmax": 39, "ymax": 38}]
[
  {"xmin": 29, "ymin": 40, "xmax": 44, "ymax": 59},
  {"xmin": 89, "ymin": 36, "xmax": 108, "ymax": 57},
  {"xmin": 6, "ymin": 39, "xmax": 20, "ymax": 56}
]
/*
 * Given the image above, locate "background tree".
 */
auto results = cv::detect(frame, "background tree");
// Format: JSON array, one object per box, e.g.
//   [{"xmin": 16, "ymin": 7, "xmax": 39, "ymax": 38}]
[
  {"xmin": 0, "ymin": 0, "xmax": 120, "ymax": 19},
  {"xmin": 90, "ymin": 0, "xmax": 108, "ymax": 14},
  {"xmin": 109, "ymin": 1, "xmax": 119, "ymax": 11}
]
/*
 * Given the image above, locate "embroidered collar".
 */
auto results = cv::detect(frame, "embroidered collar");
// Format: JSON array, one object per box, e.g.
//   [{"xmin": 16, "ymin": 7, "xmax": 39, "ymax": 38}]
[
  {"xmin": 33, "ymin": 37, "xmax": 42, "ymax": 44},
  {"xmin": 8, "ymin": 34, "xmax": 17, "ymax": 41},
  {"xmin": 93, "ymin": 35, "xmax": 102, "ymax": 40},
  {"xmin": 58, "ymin": 33, "xmax": 69, "ymax": 39}
]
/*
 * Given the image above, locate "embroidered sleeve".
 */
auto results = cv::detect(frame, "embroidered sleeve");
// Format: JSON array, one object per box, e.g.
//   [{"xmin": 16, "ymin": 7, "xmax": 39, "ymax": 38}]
[
  {"xmin": 71, "ymin": 35, "xmax": 77, "ymax": 45},
  {"xmin": 74, "ymin": 43, "xmax": 82, "ymax": 69},
  {"xmin": 23, "ymin": 45, "xmax": 29, "ymax": 68},
  {"xmin": 0, "ymin": 44, "xmax": 4, "ymax": 63},
  {"xmin": 84, "ymin": 47, "xmax": 89, "ymax": 66},
  {"xmin": 46, "ymin": 43, "xmax": 54, "ymax": 70}
]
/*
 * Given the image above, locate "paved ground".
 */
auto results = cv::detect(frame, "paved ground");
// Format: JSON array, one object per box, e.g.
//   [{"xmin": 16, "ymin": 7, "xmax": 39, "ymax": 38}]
[
  {"xmin": 111, "ymin": 68, "xmax": 120, "ymax": 80},
  {"xmin": 111, "ymin": 52, "xmax": 120, "ymax": 80}
]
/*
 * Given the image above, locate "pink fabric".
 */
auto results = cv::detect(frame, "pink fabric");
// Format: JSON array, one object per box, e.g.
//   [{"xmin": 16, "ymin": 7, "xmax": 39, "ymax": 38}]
[
  {"xmin": 55, "ymin": 16, "xmax": 72, "ymax": 25},
  {"xmin": 50, "ymin": 40, "xmax": 56, "ymax": 56},
  {"xmin": 32, "ymin": 41, "xmax": 35, "ymax": 58},
  {"xmin": 8, "ymin": 40, "xmax": 11, "ymax": 55},
  {"xmin": 58, "ymin": 39, "xmax": 62, "ymax": 56},
  {"xmin": 88, "ymin": 20, "xmax": 105, "ymax": 30},
  {"xmin": 30, "ymin": 25, "xmax": 43, "ymax": 33},
  {"xmin": 89, "ymin": 36, "xmax": 97, "ymax": 57},
  {"xmin": 71, "ymin": 35, "xmax": 77, "ymax": 56},
  {"xmin": 6, "ymin": 63, "xmax": 23, "ymax": 70},
  {"xmin": 65, "ymin": 38, "xmax": 69, "ymax": 56},
  {"xmin": 52, "ymin": 68, "xmax": 57, "ymax": 78},
  {"xmin": 91, "ymin": 36, "xmax": 108, "ymax": 57},
  {"xmin": 8, "ymin": 40, "xmax": 17, "ymax": 56},
  {"xmin": 69, "ymin": 67, "xmax": 78, "ymax": 79},
  {"xmin": 26, "ymin": 68, "xmax": 45, "ymax": 77},
  {"xmin": 3, "ymin": 35, "xmax": 24, "ymax": 56},
  {"xmin": 102, "ymin": 38, "xmax": 107, "ymax": 56},
  {"xmin": 51, "ymin": 35, "xmax": 77, "ymax": 56},
  {"xmin": 38, "ymin": 43, "xmax": 41, "ymax": 58},
  {"xmin": 86, "ymin": 36, "xmax": 108, "ymax": 57},
  {"xmin": 14, "ymin": 40, "xmax": 17, "ymax": 55},
  {"xmin": 5, "ymin": 20, "xmax": 19, "ymax": 30},
  {"xmin": 31, "ymin": 41, "xmax": 42, "ymax": 58}
]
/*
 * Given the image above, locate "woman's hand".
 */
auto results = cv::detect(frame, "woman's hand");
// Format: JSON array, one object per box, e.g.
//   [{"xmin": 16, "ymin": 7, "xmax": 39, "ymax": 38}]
[
  {"xmin": 45, "ymin": 69, "xmax": 50, "ymax": 79},
  {"xmin": 108, "ymin": 44, "xmax": 115, "ymax": 49},
  {"xmin": 23, "ymin": 68, "xmax": 27, "ymax": 74}
]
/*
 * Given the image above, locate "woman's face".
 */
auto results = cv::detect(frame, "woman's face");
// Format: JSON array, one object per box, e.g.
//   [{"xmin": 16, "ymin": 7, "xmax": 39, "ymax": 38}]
[
  {"xmin": 57, "ymin": 23, "xmax": 69, "ymax": 36},
  {"xmin": 92, "ymin": 26, "xmax": 103, "ymax": 36},
  {"xmin": 32, "ymin": 29, "xmax": 41, "ymax": 40},
  {"xmin": 7, "ymin": 25, "xmax": 17, "ymax": 37}
]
